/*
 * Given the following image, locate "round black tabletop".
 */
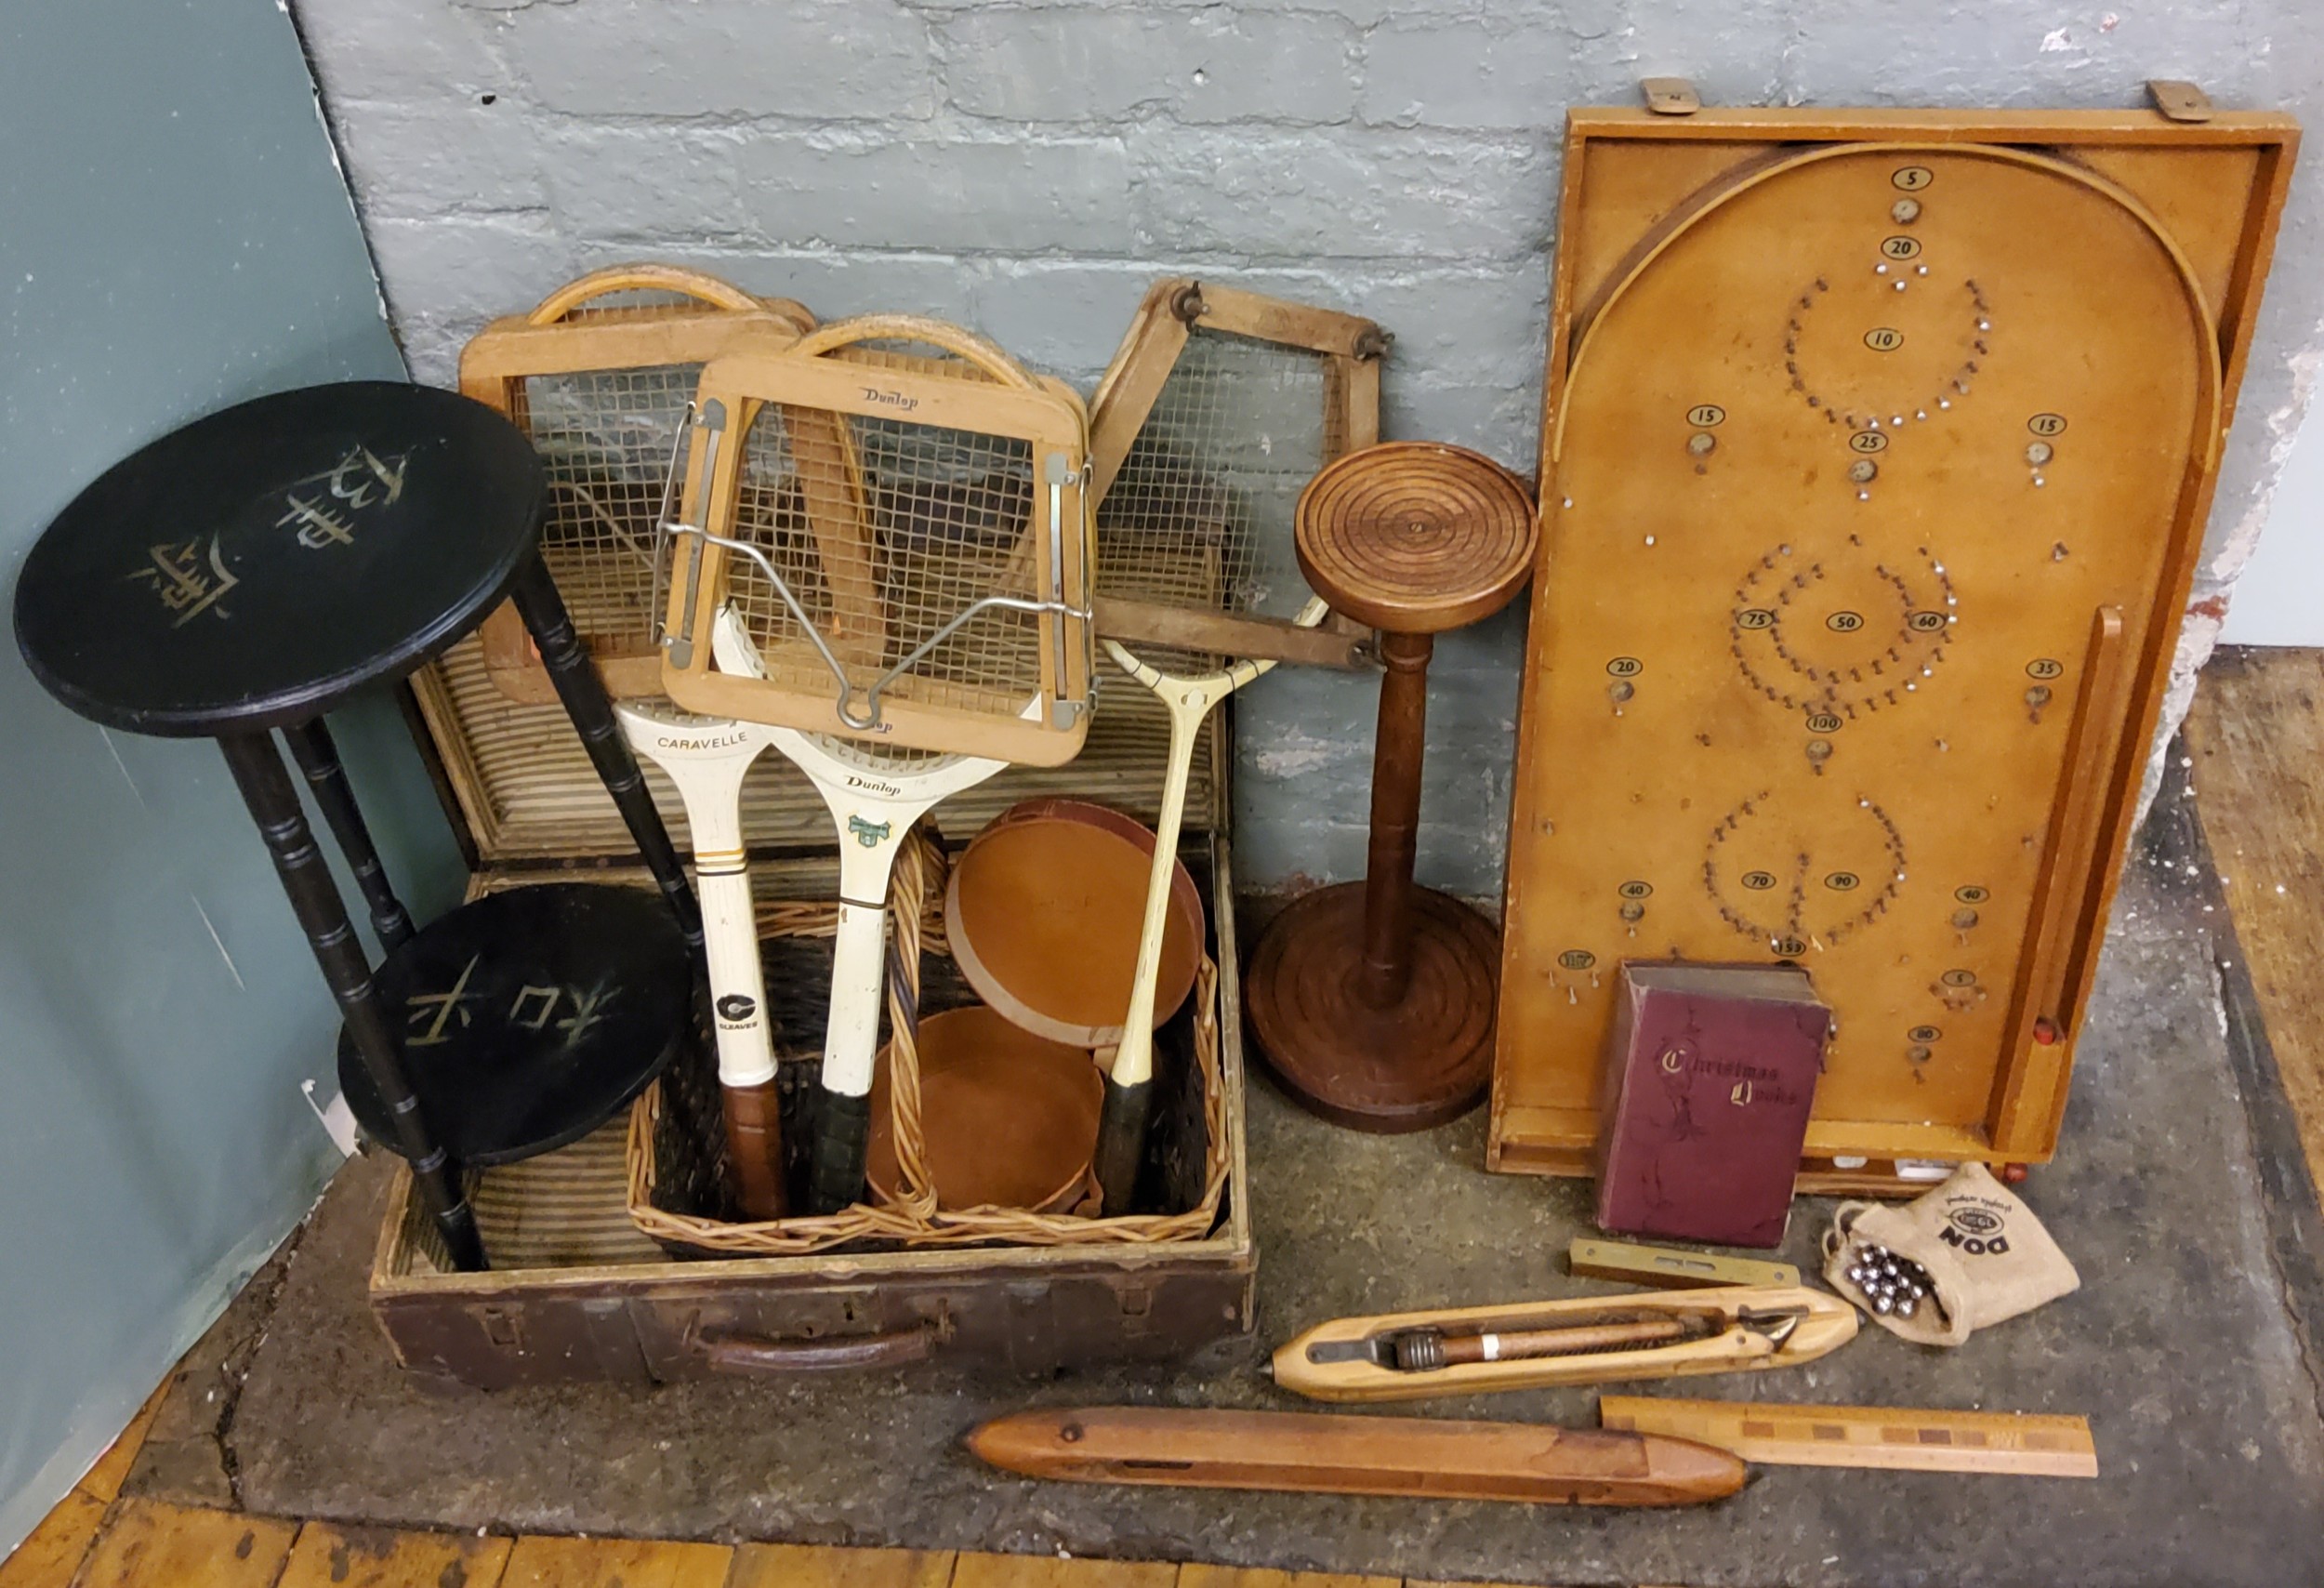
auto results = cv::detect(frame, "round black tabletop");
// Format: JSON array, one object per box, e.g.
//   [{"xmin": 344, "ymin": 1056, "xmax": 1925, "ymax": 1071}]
[
  {"xmin": 337, "ymin": 883, "xmax": 693, "ymax": 1168},
  {"xmin": 14, "ymin": 381, "xmax": 545, "ymax": 735}
]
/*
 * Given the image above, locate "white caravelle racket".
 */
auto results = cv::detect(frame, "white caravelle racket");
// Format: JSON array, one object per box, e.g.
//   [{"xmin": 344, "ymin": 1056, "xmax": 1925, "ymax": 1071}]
[
  {"xmin": 710, "ymin": 609, "xmax": 1011, "ymax": 1212},
  {"xmin": 614, "ymin": 698, "xmax": 790, "ymax": 1218}
]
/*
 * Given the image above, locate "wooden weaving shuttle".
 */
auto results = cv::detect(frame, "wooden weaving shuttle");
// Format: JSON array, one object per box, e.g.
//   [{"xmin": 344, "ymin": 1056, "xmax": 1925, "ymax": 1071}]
[
  {"xmin": 967, "ymin": 1407, "xmax": 1745, "ymax": 1508},
  {"xmin": 1269, "ymin": 1285, "xmax": 1856, "ymax": 1402}
]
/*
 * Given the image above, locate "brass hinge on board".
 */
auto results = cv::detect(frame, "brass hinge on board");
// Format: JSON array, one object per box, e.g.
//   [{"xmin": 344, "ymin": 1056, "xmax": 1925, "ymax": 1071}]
[
  {"xmin": 2146, "ymin": 79, "xmax": 2215, "ymax": 124},
  {"xmin": 1642, "ymin": 78, "xmax": 1702, "ymax": 116}
]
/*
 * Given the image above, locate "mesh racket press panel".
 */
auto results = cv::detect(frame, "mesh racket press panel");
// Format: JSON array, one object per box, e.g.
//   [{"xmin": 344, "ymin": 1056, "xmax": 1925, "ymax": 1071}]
[
  {"xmin": 1089, "ymin": 282, "xmax": 1384, "ymax": 670},
  {"xmin": 456, "ymin": 267, "xmax": 812, "ymax": 701},
  {"xmin": 664, "ymin": 320, "xmax": 1094, "ymax": 767}
]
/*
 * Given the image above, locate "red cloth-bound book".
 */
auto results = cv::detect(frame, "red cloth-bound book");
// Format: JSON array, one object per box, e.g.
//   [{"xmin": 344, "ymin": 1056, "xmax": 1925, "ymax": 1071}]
[{"xmin": 1592, "ymin": 962, "xmax": 1831, "ymax": 1250}]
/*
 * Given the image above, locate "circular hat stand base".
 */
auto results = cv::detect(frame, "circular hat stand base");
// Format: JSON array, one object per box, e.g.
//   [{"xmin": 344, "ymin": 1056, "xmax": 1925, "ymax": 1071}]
[{"xmin": 1246, "ymin": 881, "xmax": 1500, "ymax": 1133}]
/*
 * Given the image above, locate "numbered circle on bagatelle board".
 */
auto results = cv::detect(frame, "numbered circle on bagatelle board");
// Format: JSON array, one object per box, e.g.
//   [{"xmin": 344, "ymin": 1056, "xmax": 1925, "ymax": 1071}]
[
  {"xmin": 1702, "ymin": 788, "xmax": 1907, "ymax": 953},
  {"xmin": 1783, "ymin": 233, "xmax": 1991, "ymax": 425},
  {"xmin": 1519, "ymin": 139, "xmax": 2212, "ymax": 1134},
  {"xmin": 1729, "ymin": 542, "xmax": 1955, "ymax": 718}
]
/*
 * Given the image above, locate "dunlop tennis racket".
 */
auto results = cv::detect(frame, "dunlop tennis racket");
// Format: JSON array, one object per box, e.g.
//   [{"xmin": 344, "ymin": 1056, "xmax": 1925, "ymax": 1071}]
[
  {"xmin": 661, "ymin": 317, "xmax": 1092, "ymax": 1209},
  {"xmin": 710, "ymin": 608, "xmax": 1012, "ymax": 1213}
]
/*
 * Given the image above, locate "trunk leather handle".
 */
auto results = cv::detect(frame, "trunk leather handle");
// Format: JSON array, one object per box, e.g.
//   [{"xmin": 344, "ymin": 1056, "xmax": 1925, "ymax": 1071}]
[{"xmin": 697, "ymin": 1322, "xmax": 939, "ymax": 1374}]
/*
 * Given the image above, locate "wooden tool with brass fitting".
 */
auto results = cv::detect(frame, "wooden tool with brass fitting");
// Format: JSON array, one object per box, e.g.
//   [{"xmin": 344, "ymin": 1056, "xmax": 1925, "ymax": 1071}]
[{"xmin": 1269, "ymin": 1285, "xmax": 1856, "ymax": 1402}]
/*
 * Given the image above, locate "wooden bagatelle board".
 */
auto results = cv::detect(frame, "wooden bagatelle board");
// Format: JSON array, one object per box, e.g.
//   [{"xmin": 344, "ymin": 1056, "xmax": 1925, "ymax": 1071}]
[{"xmin": 1493, "ymin": 106, "xmax": 2297, "ymax": 1188}]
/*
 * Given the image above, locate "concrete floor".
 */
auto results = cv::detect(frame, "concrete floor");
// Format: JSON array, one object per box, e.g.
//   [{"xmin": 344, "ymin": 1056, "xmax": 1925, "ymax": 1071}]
[{"xmin": 149, "ymin": 795, "xmax": 2324, "ymax": 1588}]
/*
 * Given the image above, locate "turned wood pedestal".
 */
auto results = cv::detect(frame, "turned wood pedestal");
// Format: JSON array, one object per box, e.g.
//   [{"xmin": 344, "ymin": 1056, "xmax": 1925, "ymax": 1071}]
[{"xmin": 1246, "ymin": 443, "xmax": 1536, "ymax": 1131}]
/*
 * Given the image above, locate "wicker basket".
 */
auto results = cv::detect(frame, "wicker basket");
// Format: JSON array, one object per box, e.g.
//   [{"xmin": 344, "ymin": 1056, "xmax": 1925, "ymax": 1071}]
[{"xmin": 627, "ymin": 826, "xmax": 1229, "ymax": 1257}]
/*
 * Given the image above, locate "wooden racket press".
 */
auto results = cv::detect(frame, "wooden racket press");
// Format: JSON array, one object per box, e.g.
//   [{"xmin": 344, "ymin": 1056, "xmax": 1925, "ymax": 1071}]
[{"xmin": 1248, "ymin": 443, "xmax": 1536, "ymax": 1130}]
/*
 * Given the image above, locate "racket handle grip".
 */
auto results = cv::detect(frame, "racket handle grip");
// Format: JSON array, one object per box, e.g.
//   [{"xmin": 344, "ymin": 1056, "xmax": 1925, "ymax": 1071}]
[
  {"xmin": 809, "ymin": 1089, "xmax": 873, "ymax": 1215},
  {"xmin": 723, "ymin": 1080, "xmax": 788, "ymax": 1220},
  {"xmin": 1093, "ymin": 1074, "xmax": 1153, "ymax": 1217}
]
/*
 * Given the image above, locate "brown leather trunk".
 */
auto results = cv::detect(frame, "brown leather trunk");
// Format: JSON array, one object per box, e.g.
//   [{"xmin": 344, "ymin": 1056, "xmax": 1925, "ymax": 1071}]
[
  {"xmin": 366, "ymin": 832, "xmax": 1253, "ymax": 1390},
  {"xmin": 373, "ymin": 628, "xmax": 1253, "ymax": 1389}
]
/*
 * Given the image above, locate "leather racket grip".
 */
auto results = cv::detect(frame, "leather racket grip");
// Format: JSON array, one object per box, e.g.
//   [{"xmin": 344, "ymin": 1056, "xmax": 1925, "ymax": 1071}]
[
  {"xmin": 723, "ymin": 1081, "xmax": 788, "ymax": 1221},
  {"xmin": 1092, "ymin": 1074, "xmax": 1152, "ymax": 1217},
  {"xmin": 808, "ymin": 1089, "xmax": 873, "ymax": 1215}
]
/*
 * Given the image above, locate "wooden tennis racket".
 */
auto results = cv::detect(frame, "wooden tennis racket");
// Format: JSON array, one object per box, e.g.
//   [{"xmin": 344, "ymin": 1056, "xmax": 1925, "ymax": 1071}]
[
  {"xmin": 1081, "ymin": 284, "xmax": 1384, "ymax": 1211},
  {"xmin": 659, "ymin": 319, "xmax": 1093, "ymax": 1211},
  {"xmin": 459, "ymin": 264, "xmax": 812, "ymax": 702},
  {"xmin": 614, "ymin": 697, "xmax": 789, "ymax": 1218}
]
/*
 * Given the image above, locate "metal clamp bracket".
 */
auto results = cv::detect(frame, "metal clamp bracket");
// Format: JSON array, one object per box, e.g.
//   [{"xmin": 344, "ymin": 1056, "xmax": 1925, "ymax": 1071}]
[
  {"xmin": 2146, "ymin": 79, "xmax": 2215, "ymax": 123},
  {"xmin": 1642, "ymin": 78, "xmax": 1702, "ymax": 116}
]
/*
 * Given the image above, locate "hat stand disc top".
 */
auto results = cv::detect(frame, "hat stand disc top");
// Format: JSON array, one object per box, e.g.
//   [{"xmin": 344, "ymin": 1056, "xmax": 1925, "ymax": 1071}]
[{"xmin": 1247, "ymin": 443, "xmax": 1537, "ymax": 1131}]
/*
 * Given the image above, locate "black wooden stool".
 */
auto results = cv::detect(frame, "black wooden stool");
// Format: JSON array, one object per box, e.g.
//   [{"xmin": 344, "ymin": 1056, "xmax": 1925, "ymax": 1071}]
[{"xmin": 14, "ymin": 381, "xmax": 704, "ymax": 1270}]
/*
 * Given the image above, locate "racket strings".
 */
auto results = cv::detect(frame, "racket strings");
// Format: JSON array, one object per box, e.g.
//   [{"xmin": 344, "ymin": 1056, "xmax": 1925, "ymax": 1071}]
[
  {"xmin": 721, "ymin": 396, "xmax": 1050, "ymax": 722},
  {"xmin": 519, "ymin": 363, "xmax": 705, "ymax": 651},
  {"xmin": 1100, "ymin": 326, "xmax": 1333, "ymax": 668}
]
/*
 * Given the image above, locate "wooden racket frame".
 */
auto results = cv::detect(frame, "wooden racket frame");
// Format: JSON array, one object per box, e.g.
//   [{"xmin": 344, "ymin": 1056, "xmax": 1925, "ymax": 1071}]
[
  {"xmin": 661, "ymin": 315, "xmax": 1096, "ymax": 767},
  {"xmin": 1089, "ymin": 279, "xmax": 1387, "ymax": 670},
  {"xmin": 459, "ymin": 264, "xmax": 815, "ymax": 703},
  {"xmin": 1492, "ymin": 105, "xmax": 2299, "ymax": 1195}
]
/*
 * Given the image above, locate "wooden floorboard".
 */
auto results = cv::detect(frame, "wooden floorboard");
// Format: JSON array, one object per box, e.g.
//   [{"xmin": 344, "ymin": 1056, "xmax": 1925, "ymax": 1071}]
[
  {"xmin": 275, "ymin": 1521, "xmax": 511, "ymax": 1588},
  {"xmin": 499, "ymin": 1534, "xmax": 733, "ymax": 1588},
  {"xmin": 951, "ymin": 1555, "xmax": 1178, "ymax": 1588},
  {"xmin": 66, "ymin": 1500, "xmax": 295, "ymax": 1588},
  {"xmin": 1183, "ymin": 1570, "xmax": 1402, "ymax": 1588},
  {"xmin": 73, "ymin": 1390, "xmax": 165, "ymax": 1510},
  {"xmin": 727, "ymin": 1542, "xmax": 955, "ymax": 1588},
  {"xmin": 0, "ymin": 1490, "xmax": 106, "ymax": 1588},
  {"xmin": 2184, "ymin": 646, "xmax": 2324, "ymax": 1196}
]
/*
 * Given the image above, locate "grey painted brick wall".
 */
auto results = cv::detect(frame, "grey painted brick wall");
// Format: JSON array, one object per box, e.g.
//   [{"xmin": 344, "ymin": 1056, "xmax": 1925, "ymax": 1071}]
[{"xmin": 292, "ymin": 0, "xmax": 2324, "ymax": 896}]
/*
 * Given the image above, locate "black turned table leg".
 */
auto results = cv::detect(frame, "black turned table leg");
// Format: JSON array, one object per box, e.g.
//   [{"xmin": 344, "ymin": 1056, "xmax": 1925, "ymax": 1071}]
[
  {"xmin": 219, "ymin": 730, "xmax": 488, "ymax": 1272},
  {"xmin": 506, "ymin": 551, "xmax": 705, "ymax": 952},
  {"xmin": 284, "ymin": 718, "xmax": 415, "ymax": 953}
]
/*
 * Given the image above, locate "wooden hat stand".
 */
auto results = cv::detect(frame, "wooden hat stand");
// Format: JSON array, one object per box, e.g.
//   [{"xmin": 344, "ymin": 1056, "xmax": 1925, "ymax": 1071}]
[{"xmin": 1247, "ymin": 443, "xmax": 1536, "ymax": 1131}]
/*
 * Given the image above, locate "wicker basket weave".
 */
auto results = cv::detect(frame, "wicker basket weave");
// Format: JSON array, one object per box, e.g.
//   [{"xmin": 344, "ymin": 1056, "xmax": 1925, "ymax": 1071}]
[{"xmin": 627, "ymin": 826, "xmax": 1228, "ymax": 1256}]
